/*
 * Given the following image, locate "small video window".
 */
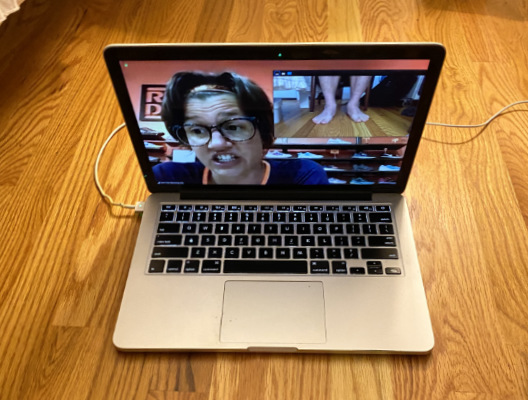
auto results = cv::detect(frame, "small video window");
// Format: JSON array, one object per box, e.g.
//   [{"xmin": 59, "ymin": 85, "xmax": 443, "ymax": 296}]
[{"xmin": 272, "ymin": 71, "xmax": 424, "ymax": 140}]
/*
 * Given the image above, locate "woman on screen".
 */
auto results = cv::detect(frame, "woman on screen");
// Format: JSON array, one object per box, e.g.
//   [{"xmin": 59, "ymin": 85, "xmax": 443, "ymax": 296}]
[{"xmin": 153, "ymin": 71, "xmax": 328, "ymax": 185}]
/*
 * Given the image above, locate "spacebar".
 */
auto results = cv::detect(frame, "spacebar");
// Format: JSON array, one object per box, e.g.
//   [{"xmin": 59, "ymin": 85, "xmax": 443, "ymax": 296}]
[{"xmin": 224, "ymin": 260, "xmax": 308, "ymax": 274}]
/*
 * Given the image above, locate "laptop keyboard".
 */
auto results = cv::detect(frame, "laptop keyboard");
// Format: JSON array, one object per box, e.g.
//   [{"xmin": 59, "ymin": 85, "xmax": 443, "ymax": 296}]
[{"xmin": 148, "ymin": 203, "xmax": 403, "ymax": 276}]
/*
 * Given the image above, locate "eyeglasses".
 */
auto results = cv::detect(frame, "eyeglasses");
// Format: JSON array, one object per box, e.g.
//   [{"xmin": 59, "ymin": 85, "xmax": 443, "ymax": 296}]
[{"xmin": 174, "ymin": 117, "xmax": 257, "ymax": 147}]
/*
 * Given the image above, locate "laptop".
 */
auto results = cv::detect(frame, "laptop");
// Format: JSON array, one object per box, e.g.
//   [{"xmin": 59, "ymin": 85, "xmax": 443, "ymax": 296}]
[{"xmin": 104, "ymin": 43, "xmax": 445, "ymax": 353}]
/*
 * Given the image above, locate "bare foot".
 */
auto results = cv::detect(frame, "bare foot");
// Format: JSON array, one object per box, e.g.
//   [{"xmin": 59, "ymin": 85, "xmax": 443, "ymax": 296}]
[
  {"xmin": 347, "ymin": 104, "xmax": 369, "ymax": 122},
  {"xmin": 312, "ymin": 103, "xmax": 337, "ymax": 124}
]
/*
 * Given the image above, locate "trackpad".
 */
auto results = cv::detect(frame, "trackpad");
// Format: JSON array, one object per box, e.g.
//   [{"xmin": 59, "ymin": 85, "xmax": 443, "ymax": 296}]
[{"xmin": 220, "ymin": 281, "xmax": 327, "ymax": 344}]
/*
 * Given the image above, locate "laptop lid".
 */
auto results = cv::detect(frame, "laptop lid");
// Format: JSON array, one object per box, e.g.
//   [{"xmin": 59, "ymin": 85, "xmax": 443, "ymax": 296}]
[{"xmin": 104, "ymin": 43, "xmax": 445, "ymax": 199}]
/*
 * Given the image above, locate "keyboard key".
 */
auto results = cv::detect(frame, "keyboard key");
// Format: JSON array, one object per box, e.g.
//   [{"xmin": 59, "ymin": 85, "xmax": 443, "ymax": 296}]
[
  {"xmin": 252, "ymin": 236, "xmax": 265, "ymax": 246},
  {"xmin": 232, "ymin": 224, "xmax": 246, "ymax": 234},
  {"xmin": 218, "ymin": 235, "xmax": 232, "ymax": 246},
  {"xmin": 257, "ymin": 213, "xmax": 270, "ymax": 222},
  {"xmin": 242, "ymin": 248, "xmax": 256, "ymax": 258},
  {"xmin": 149, "ymin": 260, "xmax": 165, "ymax": 273},
  {"xmin": 326, "ymin": 248, "xmax": 342, "ymax": 259},
  {"xmin": 155, "ymin": 235, "xmax": 182, "ymax": 245},
  {"xmin": 184, "ymin": 260, "xmax": 200, "ymax": 273},
  {"xmin": 264, "ymin": 224, "xmax": 278, "ymax": 234},
  {"xmin": 353, "ymin": 213, "xmax": 367, "ymax": 223},
  {"xmin": 376, "ymin": 205, "xmax": 391, "ymax": 212},
  {"xmin": 276, "ymin": 248, "xmax": 291, "ymax": 259},
  {"xmin": 369, "ymin": 213, "xmax": 392, "ymax": 223},
  {"xmin": 301, "ymin": 236, "xmax": 315, "ymax": 246},
  {"xmin": 329, "ymin": 224, "xmax": 344, "ymax": 234},
  {"xmin": 182, "ymin": 224, "xmax": 197, "ymax": 233},
  {"xmin": 228, "ymin": 205, "xmax": 241, "ymax": 211},
  {"xmin": 284, "ymin": 236, "xmax": 299, "ymax": 246},
  {"xmin": 293, "ymin": 206, "xmax": 306, "ymax": 211},
  {"xmin": 332, "ymin": 261, "xmax": 347, "ymax": 274},
  {"xmin": 212, "ymin": 205, "xmax": 225, "ymax": 211},
  {"xmin": 361, "ymin": 248, "xmax": 399, "ymax": 259},
  {"xmin": 195, "ymin": 205, "xmax": 209, "ymax": 211},
  {"xmin": 244, "ymin": 205, "xmax": 258, "ymax": 211},
  {"xmin": 202, "ymin": 260, "xmax": 222, "ymax": 273},
  {"xmin": 225, "ymin": 248, "xmax": 240, "ymax": 258},
  {"xmin": 259, "ymin": 248, "xmax": 274, "ymax": 258},
  {"xmin": 152, "ymin": 247, "xmax": 189, "ymax": 258},
  {"xmin": 178, "ymin": 205, "xmax": 193, "ymax": 211},
  {"xmin": 321, "ymin": 213, "xmax": 335, "ymax": 222},
  {"xmin": 248, "ymin": 224, "xmax": 262, "ymax": 234},
  {"xmin": 344, "ymin": 249, "xmax": 359, "ymax": 259},
  {"xmin": 367, "ymin": 265, "xmax": 383, "ymax": 275},
  {"xmin": 166, "ymin": 260, "xmax": 182, "ymax": 273},
  {"xmin": 208, "ymin": 247, "xmax": 223, "ymax": 258},
  {"xmin": 273, "ymin": 213, "xmax": 286, "ymax": 222},
  {"xmin": 157, "ymin": 223, "xmax": 180, "ymax": 233},
  {"xmin": 335, "ymin": 236, "xmax": 349, "ymax": 246},
  {"xmin": 224, "ymin": 260, "xmax": 308, "ymax": 274},
  {"xmin": 379, "ymin": 224, "xmax": 394, "ymax": 234},
  {"xmin": 313, "ymin": 224, "xmax": 327, "ymax": 234},
  {"xmin": 306, "ymin": 213, "xmax": 318, "ymax": 222},
  {"xmin": 215, "ymin": 224, "xmax": 229, "ymax": 233},
  {"xmin": 162, "ymin": 205, "xmax": 176, "ymax": 211},
  {"xmin": 268, "ymin": 236, "xmax": 282, "ymax": 246},
  {"xmin": 209, "ymin": 212, "xmax": 223, "ymax": 222},
  {"xmin": 261, "ymin": 205, "xmax": 274, "ymax": 211},
  {"xmin": 241, "ymin": 212, "xmax": 254, "ymax": 222},
  {"xmin": 310, "ymin": 261, "xmax": 330, "ymax": 274},
  {"xmin": 281, "ymin": 224, "xmax": 294, "ymax": 234},
  {"xmin": 198, "ymin": 224, "xmax": 213, "ymax": 234},
  {"xmin": 184, "ymin": 235, "xmax": 199, "ymax": 246},
  {"xmin": 337, "ymin": 213, "xmax": 351, "ymax": 223},
  {"xmin": 234, "ymin": 236, "xmax": 249, "ymax": 246},
  {"xmin": 386, "ymin": 267, "xmax": 402, "ymax": 275},
  {"xmin": 200, "ymin": 235, "xmax": 215, "ymax": 246},
  {"xmin": 368, "ymin": 236, "xmax": 396, "ymax": 247},
  {"xmin": 159, "ymin": 212, "xmax": 174, "ymax": 222},
  {"xmin": 192, "ymin": 212, "xmax": 207, "ymax": 222},
  {"xmin": 297, "ymin": 224, "xmax": 310, "ymax": 234},
  {"xmin": 318, "ymin": 236, "xmax": 332, "ymax": 246},
  {"xmin": 351, "ymin": 236, "xmax": 366, "ymax": 246},
  {"xmin": 293, "ymin": 248, "xmax": 307, "ymax": 259},
  {"xmin": 350, "ymin": 267, "xmax": 366, "ymax": 275},
  {"xmin": 359, "ymin": 206, "xmax": 374, "ymax": 212},
  {"xmin": 346, "ymin": 224, "xmax": 360, "ymax": 234},
  {"xmin": 176, "ymin": 212, "xmax": 191, "ymax": 221},
  {"xmin": 191, "ymin": 247, "xmax": 206, "ymax": 258},
  {"xmin": 310, "ymin": 248, "xmax": 325, "ymax": 259},
  {"xmin": 225, "ymin": 212, "xmax": 238, "ymax": 222},
  {"xmin": 362, "ymin": 224, "xmax": 377, "ymax": 235}
]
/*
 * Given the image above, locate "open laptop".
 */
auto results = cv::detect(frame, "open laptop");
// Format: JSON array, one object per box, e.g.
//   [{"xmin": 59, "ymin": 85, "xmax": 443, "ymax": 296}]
[{"xmin": 104, "ymin": 43, "xmax": 445, "ymax": 353}]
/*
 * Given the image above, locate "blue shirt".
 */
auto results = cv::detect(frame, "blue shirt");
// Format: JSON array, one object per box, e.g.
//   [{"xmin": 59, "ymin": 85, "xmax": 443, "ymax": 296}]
[{"xmin": 153, "ymin": 159, "xmax": 329, "ymax": 185}]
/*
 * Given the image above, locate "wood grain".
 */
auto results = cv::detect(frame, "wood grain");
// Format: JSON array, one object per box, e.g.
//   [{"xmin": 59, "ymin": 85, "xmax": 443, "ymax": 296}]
[{"xmin": 1, "ymin": 0, "xmax": 527, "ymax": 399}]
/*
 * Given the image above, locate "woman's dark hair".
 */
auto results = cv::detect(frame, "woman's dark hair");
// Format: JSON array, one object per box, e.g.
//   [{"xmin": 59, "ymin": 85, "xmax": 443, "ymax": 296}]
[{"xmin": 162, "ymin": 71, "xmax": 274, "ymax": 148}]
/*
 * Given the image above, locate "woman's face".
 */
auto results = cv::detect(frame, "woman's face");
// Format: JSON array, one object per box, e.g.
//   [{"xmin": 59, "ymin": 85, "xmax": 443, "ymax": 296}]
[{"xmin": 184, "ymin": 93, "xmax": 265, "ymax": 184}]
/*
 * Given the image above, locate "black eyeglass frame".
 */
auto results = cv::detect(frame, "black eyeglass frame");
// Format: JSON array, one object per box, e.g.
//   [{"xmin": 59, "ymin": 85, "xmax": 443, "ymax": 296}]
[{"xmin": 173, "ymin": 116, "xmax": 258, "ymax": 147}]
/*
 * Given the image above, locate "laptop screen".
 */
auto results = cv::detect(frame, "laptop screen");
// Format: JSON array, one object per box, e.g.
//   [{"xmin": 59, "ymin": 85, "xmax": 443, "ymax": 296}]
[{"xmin": 106, "ymin": 44, "xmax": 443, "ymax": 193}]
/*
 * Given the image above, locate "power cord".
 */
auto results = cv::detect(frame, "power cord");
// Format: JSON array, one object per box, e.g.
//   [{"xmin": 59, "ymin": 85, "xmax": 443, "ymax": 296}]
[
  {"xmin": 94, "ymin": 122, "xmax": 145, "ymax": 212},
  {"xmin": 95, "ymin": 101, "xmax": 527, "ymax": 211}
]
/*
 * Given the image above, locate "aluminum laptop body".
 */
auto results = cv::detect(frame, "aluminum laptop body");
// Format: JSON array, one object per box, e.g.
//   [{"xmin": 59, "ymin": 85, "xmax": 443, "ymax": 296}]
[{"xmin": 104, "ymin": 43, "xmax": 445, "ymax": 353}]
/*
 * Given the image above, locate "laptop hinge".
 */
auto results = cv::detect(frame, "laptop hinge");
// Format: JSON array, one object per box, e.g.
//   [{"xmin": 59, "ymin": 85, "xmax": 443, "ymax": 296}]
[{"xmin": 179, "ymin": 190, "xmax": 373, "ymax": 201}]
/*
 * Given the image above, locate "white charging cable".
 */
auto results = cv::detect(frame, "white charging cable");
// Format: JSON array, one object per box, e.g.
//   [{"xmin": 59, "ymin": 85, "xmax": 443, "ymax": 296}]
[{"xmin": 94, "ymin": 123, "xmax": 144, "ymax": 211}]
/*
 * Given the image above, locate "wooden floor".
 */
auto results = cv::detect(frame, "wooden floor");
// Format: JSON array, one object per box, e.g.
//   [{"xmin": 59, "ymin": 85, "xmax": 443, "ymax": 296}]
[
  {"xmin": 1, "ymin": 0, "xmax": 528, "ymax": 399},
  {"xmin": 276, "ymin": 101, "xmax": 412, "ymax": 137}
]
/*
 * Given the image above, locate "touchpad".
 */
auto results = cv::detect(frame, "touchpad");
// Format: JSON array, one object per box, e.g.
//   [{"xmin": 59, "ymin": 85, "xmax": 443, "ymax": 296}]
[{"xmin": 220, "ymin": 281, "xmax": 326, "ymax": 344}]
